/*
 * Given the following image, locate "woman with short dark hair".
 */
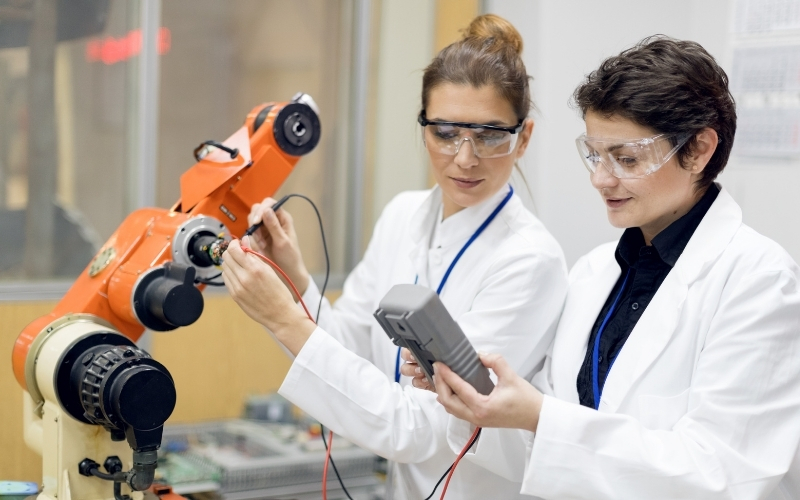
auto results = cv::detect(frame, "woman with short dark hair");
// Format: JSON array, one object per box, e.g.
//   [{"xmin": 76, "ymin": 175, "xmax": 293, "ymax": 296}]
[{"xmin": 424, "ymin": 36, "xmax": 800, "ymax": 499}]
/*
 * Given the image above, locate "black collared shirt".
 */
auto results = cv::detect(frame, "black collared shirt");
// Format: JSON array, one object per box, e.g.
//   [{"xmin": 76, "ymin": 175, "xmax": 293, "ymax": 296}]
[{"xmin": 576, "ymin": 184, "xmax": 720, "ymax": 409}]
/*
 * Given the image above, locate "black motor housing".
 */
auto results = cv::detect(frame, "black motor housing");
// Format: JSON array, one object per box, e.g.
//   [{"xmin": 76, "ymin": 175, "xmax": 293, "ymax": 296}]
[
  {"xmin": 132, "ymin": 262, "xmax": 204, "ymax": 332},
  {"xmin": 55, "ymin": 332, "xmax": 176, "ymax": 454}
]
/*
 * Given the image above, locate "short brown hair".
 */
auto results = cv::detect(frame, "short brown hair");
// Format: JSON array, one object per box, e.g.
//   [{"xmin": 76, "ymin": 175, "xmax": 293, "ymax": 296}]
[
  {"xmin": 572, "ymin": 36, "xmax": 737, "ymax": 191},
  {"xmin": 422, "ymin": 14, "xmax": 532, "ymax": 121}
]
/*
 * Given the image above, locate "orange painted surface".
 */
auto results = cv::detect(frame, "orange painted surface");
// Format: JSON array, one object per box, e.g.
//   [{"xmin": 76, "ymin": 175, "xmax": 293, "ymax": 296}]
[
  {"xmin": 150, "ymin": 484, "xmax": 186, "ymax": 500},
  {"xmin": 12, "ymin": 102, "xmax": 305, "ymax": 390}
]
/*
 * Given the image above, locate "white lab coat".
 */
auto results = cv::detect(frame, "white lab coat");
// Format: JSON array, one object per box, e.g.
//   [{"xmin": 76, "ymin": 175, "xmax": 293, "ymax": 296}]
[
  {"xmin": 278, "ymin": 185, "xmax": 568, "ymax": 499},
  {"xmin": 447, "ymin": 186, "xmax": 800, "ymax": 499}
]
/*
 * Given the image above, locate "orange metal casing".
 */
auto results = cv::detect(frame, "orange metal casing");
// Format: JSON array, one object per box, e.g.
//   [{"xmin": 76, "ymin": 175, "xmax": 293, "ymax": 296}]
[
  {"xmin": 150, "ymin": 483, "xmax": 186, "ymax": 500},
  {"xmin": 13, "ymin": 102, "xmax": 306, "ymax": 390}
]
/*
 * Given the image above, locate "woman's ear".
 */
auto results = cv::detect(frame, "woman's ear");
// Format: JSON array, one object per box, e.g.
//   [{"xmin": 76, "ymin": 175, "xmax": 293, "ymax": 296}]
[
  {"xmin": 688, "ymin": 127, "xmax": 718, "ymax": 175},
  {"xmin": 515, "ymin": 118, "xmax": 535, "ymax": 159}
]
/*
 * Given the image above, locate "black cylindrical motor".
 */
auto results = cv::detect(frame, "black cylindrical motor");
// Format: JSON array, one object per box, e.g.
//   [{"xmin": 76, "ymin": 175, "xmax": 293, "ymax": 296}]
[
  {"xmin": 56, "ymin": 331, "xmax": 176, "ymax": 491},
  {"xmin": 55, "ymin": 332, "xmax": 176, "ymax": 448},
  {"xmin": 253, "ymin": 93, "xmax": 321, "ymax": 157}
]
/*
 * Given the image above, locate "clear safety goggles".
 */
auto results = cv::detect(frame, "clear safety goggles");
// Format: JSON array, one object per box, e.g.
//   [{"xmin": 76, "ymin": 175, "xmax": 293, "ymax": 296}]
[
  {"xmin": 419, "ymin": 112, "xmax": 524, "ymax": 159},
  {"xmin": 575, "ymin": 133, "xmax": 692, "ymax": 179}
]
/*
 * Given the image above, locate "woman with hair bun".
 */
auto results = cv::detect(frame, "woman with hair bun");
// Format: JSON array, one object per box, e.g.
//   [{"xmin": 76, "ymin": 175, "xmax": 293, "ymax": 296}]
[{"xmin": 222, "ymin": 14, "xmax": 568, "ymax": 499}]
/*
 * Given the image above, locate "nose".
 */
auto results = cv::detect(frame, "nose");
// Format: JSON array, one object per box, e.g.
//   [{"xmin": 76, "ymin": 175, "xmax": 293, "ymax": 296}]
[
  {"xmin": 453, "ymin": 137, "xmax": 479, "ymax": 169},
  {"xmin": 589, "ymin": 161, "xmax": 619, "ymax": 190}
]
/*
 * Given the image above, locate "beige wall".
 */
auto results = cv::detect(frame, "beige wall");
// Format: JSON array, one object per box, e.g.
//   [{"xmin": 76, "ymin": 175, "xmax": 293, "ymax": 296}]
[
  {"xmin": 370, "ymin": 0, "xmax": 481, "ymax": 218},
  {"xmin": 370, "ymin": 0, "xmax": 435, "ymax": 221}
]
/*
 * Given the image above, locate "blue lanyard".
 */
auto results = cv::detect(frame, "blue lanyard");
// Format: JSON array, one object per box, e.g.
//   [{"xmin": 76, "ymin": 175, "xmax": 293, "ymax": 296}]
[
  {"xmin": 591, "ymin": 268, "xmax": 632, "ymax": 409},
  {"xmin": 394, "ymin": 185, "xmax": 514, "ymax": 383}
]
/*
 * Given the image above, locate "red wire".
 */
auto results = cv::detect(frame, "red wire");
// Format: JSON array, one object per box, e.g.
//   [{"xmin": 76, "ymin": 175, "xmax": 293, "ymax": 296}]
[
  {"xmin": 239, "ymin": 245, "xmax": 334, "ymax": 498},
  {"xmin": 241, "ymin": 247, "xmax": 315, "ymax": 321},
  {"xmin": 322, "ymin": 430, "xmax": 334, "ymax": 500},
  {"xmin": 440, "ymin": 426, "xmax": 481, "ymax": 500}
]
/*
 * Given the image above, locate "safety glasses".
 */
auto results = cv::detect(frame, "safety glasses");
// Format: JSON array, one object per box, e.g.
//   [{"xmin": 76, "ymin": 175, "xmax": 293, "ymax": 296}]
[
  {"xmin": 419, "ymin": 112, "xmax": 524, "ymax": 159},
  {"xmin": 575, "ymin": 133, "xmax": 692, "ymax": 179}
]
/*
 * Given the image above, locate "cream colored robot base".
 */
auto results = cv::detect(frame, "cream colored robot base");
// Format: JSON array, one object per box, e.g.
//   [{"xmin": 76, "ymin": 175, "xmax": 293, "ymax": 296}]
[{"xmin": 22, "ymin": 317, "xmax": 145, "ymax": 500}]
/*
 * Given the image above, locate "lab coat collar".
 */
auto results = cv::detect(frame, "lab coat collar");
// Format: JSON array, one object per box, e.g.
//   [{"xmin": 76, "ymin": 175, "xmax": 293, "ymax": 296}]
[
  {"xmin": 564, "ymin": 184, "xmax": 742, "ymax": 412},
  {"xmin": 408, "ymin": 184, "xmax": 513, "ymax": 248},
  {"xmin": 407, "ymin": 184, "xmax": 516, "ymax": 285},
  {"xmin": 650, "ymin": 184, "xmax": 720, "ymax": 267}
]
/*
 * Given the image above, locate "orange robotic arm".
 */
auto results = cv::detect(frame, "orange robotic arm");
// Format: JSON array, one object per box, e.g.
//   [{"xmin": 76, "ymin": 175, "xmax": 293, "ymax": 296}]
[
  {"xmin": 10, "ymin": 93, "xmax": 320, "ymax": 500},
  {"xmin": 13, "ymin": 94, "xmax": 320, "ymax": 391}
]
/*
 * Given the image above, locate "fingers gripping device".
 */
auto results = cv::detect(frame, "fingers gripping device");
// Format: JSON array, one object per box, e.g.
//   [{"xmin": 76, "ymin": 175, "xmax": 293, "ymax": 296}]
[
  {"xmin": 375, "ymin": 284, "xmax": 494, "ymax": 395},
  {"xmin": 11, "ymin": 93, "xmax": 321, "ymax": 500}
]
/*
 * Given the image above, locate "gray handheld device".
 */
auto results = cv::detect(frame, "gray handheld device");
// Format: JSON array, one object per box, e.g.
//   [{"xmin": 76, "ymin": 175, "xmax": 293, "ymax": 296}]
[{"xmin": 374, "ymin": 284, "xmax": 494, "ymax": 395}]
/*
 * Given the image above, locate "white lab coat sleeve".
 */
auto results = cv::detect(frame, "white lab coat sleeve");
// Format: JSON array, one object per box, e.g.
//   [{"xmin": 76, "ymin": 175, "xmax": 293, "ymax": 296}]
[
  {"xmin": 522, "ymin": 269, "xmax": 800, "ymax": 500},
  {"xmin": 278, "ymin": 326, "xmax": 448, "ymax": 463},
  {"xmin": 443, "ymin": 248, "xmax": 568, "ymax": 481}
]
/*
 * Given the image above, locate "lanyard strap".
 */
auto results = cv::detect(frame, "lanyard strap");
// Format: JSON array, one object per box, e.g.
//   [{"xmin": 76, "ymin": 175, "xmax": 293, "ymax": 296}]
[
  {"xmin": 394, "ymin": 185, "xmax": 514, "ymax": 383},
  {"xmin": 591, "ymin": 268, "xmax": 632, "ymax": 409},
  {"xmin": 435, "ymin": 185, "xmax": 514, "ymax": 295}
]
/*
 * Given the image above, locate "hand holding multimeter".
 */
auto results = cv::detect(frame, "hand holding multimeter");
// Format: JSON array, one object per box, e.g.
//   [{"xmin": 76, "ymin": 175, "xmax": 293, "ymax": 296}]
[
  {"xmin": 399, "ymin": 348, "xmax": 433, "ymax": 389},
  {"xmin": 374, "ymin": 284, "xmax": 495, "ymax": 395}
]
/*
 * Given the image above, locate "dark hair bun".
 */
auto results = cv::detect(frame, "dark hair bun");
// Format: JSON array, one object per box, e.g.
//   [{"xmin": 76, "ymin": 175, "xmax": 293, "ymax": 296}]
[{"xmin": 464, "ymin": 14, "xmax": 523, "ymax": 55}]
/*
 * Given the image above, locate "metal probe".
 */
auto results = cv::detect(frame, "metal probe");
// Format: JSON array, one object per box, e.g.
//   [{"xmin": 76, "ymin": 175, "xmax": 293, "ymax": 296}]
[{"xmin": 243, "ymin": 195, "xmax": 291, "ymax": 237}]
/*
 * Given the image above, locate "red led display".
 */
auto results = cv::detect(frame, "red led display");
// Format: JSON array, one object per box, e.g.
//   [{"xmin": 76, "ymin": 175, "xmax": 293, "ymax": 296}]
[{"xmin": 85, "ymin": 27, "xmax": 171, "ymax": 65}]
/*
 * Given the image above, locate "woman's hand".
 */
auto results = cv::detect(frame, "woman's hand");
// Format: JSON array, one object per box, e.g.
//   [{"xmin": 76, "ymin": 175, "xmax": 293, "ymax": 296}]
[
  {"xmin": 247, "ymin": 197, "xmax": 311, "ymax": 295},
  {"xmin": 221, "ymin": 237, "xmax": 316, "ymax": 356},
  {"xmin": 399, "ymin": 348, "xmax": 433, "ymax": 391},
  {"xmin": 434, "ymin": 353, "xmax": 543, "ymax": 432}
]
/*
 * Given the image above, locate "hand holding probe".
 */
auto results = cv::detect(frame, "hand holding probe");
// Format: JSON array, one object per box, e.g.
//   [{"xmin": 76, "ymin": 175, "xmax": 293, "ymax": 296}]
[
  {"xmin": 197, "ymin": 195, "xmax": 292, "ymax": 270},
  {"xmin": 244, "ymin": 194, "xmax": 292, "ymax": 237}
]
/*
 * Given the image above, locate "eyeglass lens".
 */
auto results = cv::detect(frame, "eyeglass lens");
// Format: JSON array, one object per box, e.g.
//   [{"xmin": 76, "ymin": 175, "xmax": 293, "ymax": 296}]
[
  {"xmin": 578, "ymin": 136, "xmax": 678, "ymax": 178},
  {"xmin": 423, "ymin": 124, "xmax": 517, "ymax": 158}
]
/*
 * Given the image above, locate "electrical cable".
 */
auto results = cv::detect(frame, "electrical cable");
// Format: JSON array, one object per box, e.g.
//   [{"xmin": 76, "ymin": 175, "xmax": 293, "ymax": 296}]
[
  {"xmin": 322, "ymin": 429, "xmax": 334, "ymax": 500},
  {"xmin": 194, "ymin": 195, "xmax": 331, "ymax": 305},
  {"xmin": 422, "ymin": 427, "xmax": 481, "ymax": 500},
  {"xmin": 241, "ymin": 194, "xmax": 329, "ymax": 322},
  {"xmin": 321, "ymin": 424, "xmax": 355, "ymax": 500},
  {"xmin": 113, "ymin": 482, "xmax": 130, "ymax": 500},
  {"xmin": 239, "ymin": 203, "xmax": 347, "ymax": 498},
  {"xmin": 233, "ymin": 194, "xmax": 485, "ymax": 499},
  {"xmin": 192, "ymin": 193, "xmax": 337, "ymax": 495},
  {"xmin": 440, "ymin": 427, "xmax": 482, "ymax": 499},
  {"xmin": 195, "ymin": 273, "xmax": 224, "ymax": 286},
  {"xmin": 285, "ymin": 194, "xmax": 346, "ymax": 497},
  {"xmin": 242, "ymin": 248, "xmax": 313, "ymax": 320},
  {"xmin": 193, "ymin": 140, "xmax": 239, "ymax": 162},
  {"xmin": 422, "ymin": 464, "xmax": 452, "ymax": 500}
]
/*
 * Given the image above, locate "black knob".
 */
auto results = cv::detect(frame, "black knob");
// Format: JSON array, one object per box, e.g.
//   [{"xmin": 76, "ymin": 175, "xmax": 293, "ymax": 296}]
[
  {"xmin": 133, "ymin": 262, "xmax": 204, "ymax": 331},
  {"xmin": 273, "ymin": 102, "xmax": 321, "ymax": 156}
]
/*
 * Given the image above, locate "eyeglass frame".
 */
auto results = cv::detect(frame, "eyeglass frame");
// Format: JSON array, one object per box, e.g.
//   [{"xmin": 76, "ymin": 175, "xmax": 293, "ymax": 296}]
[
  {"xmin": 417, "ymin": 109, "xmax": 526, "ymax": 158},
  {"xmin": 417, "ymin": 111, "xmax": 525, "ymax": 134},
  {"xmin": 575, "ymin": 132, "xmax": 693, "ymax": 179}
]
